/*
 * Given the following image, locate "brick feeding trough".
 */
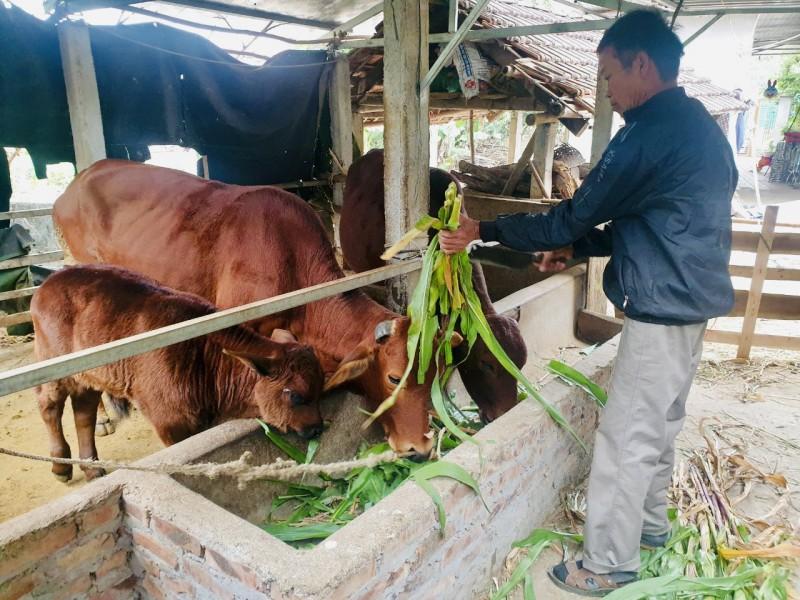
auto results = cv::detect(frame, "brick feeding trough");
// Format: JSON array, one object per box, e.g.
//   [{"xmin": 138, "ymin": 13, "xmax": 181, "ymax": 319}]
[{"xmin": 0, "ymin": 266, "xmax": 616, "ymax": 599}]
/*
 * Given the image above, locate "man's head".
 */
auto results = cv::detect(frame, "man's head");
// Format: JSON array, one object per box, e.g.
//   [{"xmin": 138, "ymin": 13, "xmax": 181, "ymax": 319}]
[{"xmin": 597, "ymin": 10, "xmax": 684, "ymax": 114}]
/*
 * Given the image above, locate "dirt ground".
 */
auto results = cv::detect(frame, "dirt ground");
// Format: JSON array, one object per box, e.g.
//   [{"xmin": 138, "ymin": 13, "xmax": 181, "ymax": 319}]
[
  {"xmin": 0, "ymin": 337, "xmax": 160, "ymax": 523},
  {"xmin": 486, "ymin": 340, "xmax": 800, "ymax": 600}
]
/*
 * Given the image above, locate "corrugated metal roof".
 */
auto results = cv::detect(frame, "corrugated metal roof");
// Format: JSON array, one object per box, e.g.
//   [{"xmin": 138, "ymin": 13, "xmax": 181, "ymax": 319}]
[
  {"xmin": 471, "ymin": 0, "xmax": 746, "ymax": 115},
  {"xmin": 753, "ymin": 12, "xmax": 800, "ymax": 54}
]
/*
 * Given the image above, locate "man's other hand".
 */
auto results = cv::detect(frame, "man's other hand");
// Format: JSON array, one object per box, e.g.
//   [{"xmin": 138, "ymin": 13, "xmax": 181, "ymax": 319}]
[
  {"xmin": 439, "ymin": 215, "xmax": 481, "ymax": 254},
  {"xmin": 536, "ymin": 247, "xmax": 573, "ymax": 272}
]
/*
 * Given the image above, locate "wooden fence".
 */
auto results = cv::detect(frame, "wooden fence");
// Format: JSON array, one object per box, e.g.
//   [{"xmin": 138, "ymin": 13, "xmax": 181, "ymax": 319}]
[
  {"xmin": 578, "ymin": 206, "xmax": 800, "ymax": 359},
  {"xmin": 0, "ymin": 207, "xmax": 60, "ymax": 328},
  {"xmin": 0, "ymin": 259, "xmax": 421, "ymax": 397},
  {"xmin": 705, "ymin": 205, "xmax": 800, "ymax": 358}
]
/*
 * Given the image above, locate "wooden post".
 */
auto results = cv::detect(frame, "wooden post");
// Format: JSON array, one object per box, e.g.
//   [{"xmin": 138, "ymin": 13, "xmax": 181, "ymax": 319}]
[
  {"xmin": 737, "ymin": 205, "xmax": 779, "ymax": 359},
  {"xmin": 469, "ymin": 110, "xmax": 476, "ymax": 163},
  {"xmin": 507, "ymin": 110, "xmax": 519, "ymax": 163},
  {"xmin": 501, "ymin": 127, "xmax": 538, "ymax": 196},
  {"xmin": 531, "ymin": 121, "xmax": 556, "ymax": 198},
  {"xmin": 585, "ymin": 71, "xmax": 614, "ymax": 314},
  {"xmin": 57, "ymin": 20, "xmax": 106, "ymax": 171},
  {"xmin": 352, "ymin": 113, "xmax": 365, "ymax": 155},
  {"xmin": 383, "ymin": 0, "xmax": 430, "ymax": 310},
  {"xmin": 329, "ymin": 54, "xmax": 353, "ymax": 207}
]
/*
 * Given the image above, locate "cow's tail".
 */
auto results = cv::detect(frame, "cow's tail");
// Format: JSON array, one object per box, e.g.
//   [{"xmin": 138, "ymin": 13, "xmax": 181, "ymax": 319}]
[
  {"xmin": 53, "ymin": 222, "xmax": 77, "ymax": 266},
  {"xmin": 104, "ymin": 394, "xmax": 131, "ymax": 420}
]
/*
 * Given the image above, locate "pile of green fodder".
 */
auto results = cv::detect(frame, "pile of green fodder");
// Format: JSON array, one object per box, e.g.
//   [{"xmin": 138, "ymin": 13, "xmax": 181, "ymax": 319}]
[{"xmin": 493, "ymin": 419, "xmax": 799, "ymax": 599}]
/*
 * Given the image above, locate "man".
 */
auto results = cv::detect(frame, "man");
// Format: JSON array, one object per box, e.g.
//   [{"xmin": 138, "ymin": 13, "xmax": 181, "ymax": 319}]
[{"xmin": 440, "ymin": 10, "xmax": 736, "ymax": 596}]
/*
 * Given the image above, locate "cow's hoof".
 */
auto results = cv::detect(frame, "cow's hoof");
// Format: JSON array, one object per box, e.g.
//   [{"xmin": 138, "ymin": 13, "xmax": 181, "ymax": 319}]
[
  {"xmin": 53, "ymin": 469, "xmax": 72, "ymax": 483},
  {"xmin": 95, "ymin": 419, "xmax": 116, "ymax": 437},
  {"xmin": 83, "ymin": 467, "xmax": 106, "ymax": 481}
]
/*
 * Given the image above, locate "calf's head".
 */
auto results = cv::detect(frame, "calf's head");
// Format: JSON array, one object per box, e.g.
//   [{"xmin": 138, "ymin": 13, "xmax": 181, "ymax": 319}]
[
  {"xmin": 456, "ymin": 314, "xmax": 527, "ymax": 423},
  {"xmin": 225, "ymin": 329, "xmax": 324, "ymax": 439},
  {"xmin": 323, "ymin": 318, "xmax": 461, "ymax": 459}
]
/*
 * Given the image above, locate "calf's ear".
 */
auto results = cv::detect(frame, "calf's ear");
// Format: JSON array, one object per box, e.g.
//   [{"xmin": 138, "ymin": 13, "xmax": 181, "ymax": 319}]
[
  {"xmin": 324, "ymin": 346, "xmax": 372, "ymax": 392},
  {"xmin": 223, "ymin": 349, "xmax": 281, "ymax": 378},
  {"xmin": 270, "ymin": 328, "xmax": 298, "ymax": 344}
]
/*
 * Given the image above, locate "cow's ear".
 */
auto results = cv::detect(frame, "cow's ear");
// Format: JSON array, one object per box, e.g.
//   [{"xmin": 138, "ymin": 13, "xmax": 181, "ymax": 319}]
[
  {"xmin": 223, "ymin": 349, "xmax": 280, "ymax": 378},
  {"xmin": 270, "ymin": 328, "xmax": 297, "ymax": 344},
  {"xmin": 324, "ymin": 346, "xmax": 372, "ymax": 392},
  {"xmin": 450, "ymin": 332, "xmax": 464, "ymax": 347}
]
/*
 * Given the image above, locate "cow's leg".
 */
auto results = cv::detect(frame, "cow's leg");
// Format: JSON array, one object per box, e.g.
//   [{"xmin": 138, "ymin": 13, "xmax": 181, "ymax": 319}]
[
  {"xmin": 95, "ymin": 395, "xmax": 116, "ymax": 437},
  {"xmin": 152, "ymin": 420, "xmax": 197, "ymax": 446},
  {"xmin": 36, "ymin": 382, "xmax": 72, "ymax": 482},
  {"xmin": 71, "ymin": 389, "xmax": 106, "ymax": 480}
]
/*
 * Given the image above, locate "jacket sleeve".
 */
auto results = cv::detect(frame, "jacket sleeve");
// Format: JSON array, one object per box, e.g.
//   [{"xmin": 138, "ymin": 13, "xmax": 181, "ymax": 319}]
[
  {"xmin": 478, "ymin": 124, "xmax": 646, "ymax": 252},
  {"xmin": 573, "ymin": 224, "xmax": 614, "ymax": 258}
]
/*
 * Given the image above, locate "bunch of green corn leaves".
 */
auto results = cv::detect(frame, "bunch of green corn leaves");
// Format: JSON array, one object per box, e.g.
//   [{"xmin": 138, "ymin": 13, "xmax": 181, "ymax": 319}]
[
  {"xmin": 368, "ymin": 182, "xmax": 593, "ymax": 451},
  {"xmin": 492, "ymin": 422, "xmax": 799, "ymax": 600}
]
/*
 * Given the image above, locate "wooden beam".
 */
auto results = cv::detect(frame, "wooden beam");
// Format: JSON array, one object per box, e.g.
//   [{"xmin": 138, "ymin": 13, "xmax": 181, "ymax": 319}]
[
  {"xmin": 0, "ymin": 312, "xmax": 31, "ymax": 328},
  {"xmin": 338, "ymin": 18, "xmax": 618, "ymax": 48},
  {"xmin": 0, "ymin": 208, "xmax": 53, "ymax": 220},
  {"xmin": 0, "ymin": 252, "xmax": 64, "ymax": 271},
  {"xmin": 469, "ymin": 111, "xmax": 476, "ymax": 163},
  {"xmin": 729, "ymin": 264, "xmax": 800, "ymax": 281},
  {"xmin": 730, "ymin": 289, "xmax": 800, "ymax": 321},
  {"xmin": 329, "ymin": 55, "xmax": 353, "ymax": 208},
  {"xmin": 353, "ymin": 113, "xmax": 365, "ymax": 154},
  {"xmin": 704, "ymin": 329, "xmax": 800, "ymax": 352},
  {"xmin": 448, "ymin": 0, "xmax": 458, "ymax": 32},
  {"xmin": 737, "ymin": 206, "xmax": 778, "ymax": 359},
  {"xmin": 501, "ymin": 129, "xmax": 538, "ymax": 196},
  {"xmin": 576, "ymin": 309, "xmax": 623, "ymax": 344},
  {"xmin": 358, "ymin": 94, "xmax": 566, "ymax": 117},
  {"xmin": 421, "ymin": 0, "xmax": 488, "ymax": 91},
  {"xmin": 731, "ymin": 229, "xmax": 800, "ymax": 254},
  {"xmin": 0, "ymin": 286, "xmax": 38, "ymax": 302},
  {"xmin": 585, "ymin": 68, "xmax": 614, "ymax": 315},
  {"xmin": 382, "ymin": 0, "xmax": 429, "ymax": 311},
  {"xmin": 57, "ymin": 20, "xmax": 106, "ymax": 171},
  {"xmin": 0, "ymin": 260, "xmax": 421, "ymax": 397},
  {"xmin": 507, "ymin": 111, "xmax": 520, "ymax": 163},
  {"xmin": 531, "ymin": 122, "xmax": 556, "ymax": 199},
  {"xmin": 683, "ymin": 13, "xmax": 723, "ymax": 46}
]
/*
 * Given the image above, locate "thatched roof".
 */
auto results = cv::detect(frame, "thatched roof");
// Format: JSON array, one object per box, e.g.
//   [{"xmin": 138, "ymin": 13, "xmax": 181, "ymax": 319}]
[{"xmin": 350, "ymin": 0, "xmax": 746, "ymax": 122}]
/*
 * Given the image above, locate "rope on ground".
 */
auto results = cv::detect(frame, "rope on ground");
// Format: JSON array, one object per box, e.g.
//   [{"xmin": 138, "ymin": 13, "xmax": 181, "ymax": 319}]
[{"xmin": 0, "ymin": 447, "xmax": 401, "ymax": 489}]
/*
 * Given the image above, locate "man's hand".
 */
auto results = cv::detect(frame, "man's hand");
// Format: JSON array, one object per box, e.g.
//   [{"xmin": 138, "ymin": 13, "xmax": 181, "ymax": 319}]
[
  {"xmin": 536, "ymin": 246, "xmax": 573, "ymax": 272},
  {"xmin": 439, "ymin": 215, "xmax": 481, "ymax": 255}
]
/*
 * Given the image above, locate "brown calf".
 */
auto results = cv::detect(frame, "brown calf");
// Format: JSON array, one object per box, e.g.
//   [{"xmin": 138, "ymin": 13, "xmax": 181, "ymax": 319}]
[{"xmin": 32, "ymin": 265, "xmax": 326, "ymax": 482}]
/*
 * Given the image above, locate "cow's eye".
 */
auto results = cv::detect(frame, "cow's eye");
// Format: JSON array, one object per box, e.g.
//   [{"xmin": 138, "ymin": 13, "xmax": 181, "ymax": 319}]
[
  {"xmin": 479, "ymin": 360, "xmax": 495, "ymax": 374},
  {"xmin": 285, "ymin": 388, "xmax": 307, "ymax": 406},
  {"xmin": 388, "ymin": 375, "xmax": 401, "ymax": 386}
]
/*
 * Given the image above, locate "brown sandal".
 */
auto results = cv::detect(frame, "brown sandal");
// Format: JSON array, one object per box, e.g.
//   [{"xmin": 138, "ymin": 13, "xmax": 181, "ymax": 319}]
[{"xmin": 548, "ymin": 560, "xmax": 637, "ymax": 597}]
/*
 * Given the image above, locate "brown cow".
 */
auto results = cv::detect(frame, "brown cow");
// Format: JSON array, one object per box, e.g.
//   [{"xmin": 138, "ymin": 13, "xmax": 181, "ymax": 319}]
[
  {"xmin": 340, "ymin": 149, "xmax": 527, "ymax": 422},
  {"xmin": 32, "ymin": 265, "xmax": 327, "ymax": 482},
  {"xmin": 54, "ymin": 160, "xmax": 450, "ymax": 457}
]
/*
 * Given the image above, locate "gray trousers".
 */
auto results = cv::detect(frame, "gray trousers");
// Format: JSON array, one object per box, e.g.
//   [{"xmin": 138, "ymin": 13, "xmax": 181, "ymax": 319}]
[{"xmin": 582, "ymin": 317, "xmax": 706, "ymax": 574}]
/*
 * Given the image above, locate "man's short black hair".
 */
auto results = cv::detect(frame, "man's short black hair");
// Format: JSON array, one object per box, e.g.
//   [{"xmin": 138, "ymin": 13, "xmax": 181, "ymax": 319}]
[{"xmin": 597, "ymin": 10, "xmax": 684, "ymax": 82}]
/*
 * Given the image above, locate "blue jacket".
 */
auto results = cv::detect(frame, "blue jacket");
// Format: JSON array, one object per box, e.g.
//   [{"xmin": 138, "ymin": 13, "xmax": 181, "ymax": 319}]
[{"xmin": 479, "ymin": 87, "xmax": 737, "ymax": 325}]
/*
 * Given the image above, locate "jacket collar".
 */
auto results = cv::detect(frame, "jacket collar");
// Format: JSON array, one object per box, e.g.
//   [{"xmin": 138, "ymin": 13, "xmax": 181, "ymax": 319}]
[{"xmin": 623, "ymin": 86, "xmax": 686, "ymax": 122}]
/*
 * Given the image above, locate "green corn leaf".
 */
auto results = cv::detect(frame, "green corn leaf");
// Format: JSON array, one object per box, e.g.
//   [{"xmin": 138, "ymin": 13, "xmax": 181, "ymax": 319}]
[
  {"xmin": 547, "ymin": 359, "xmax": 608, "ymax": 407},
  {"xmin": 412, "ymin": 460, "xmax": 486, "ymax": 510},
  {"xmin": 261, "ymin": 522, "xmax": 343, "ymax": 542},
  {"xmin": 522, "ymin": 572, "xmax": 535, "ymax": 600},
  {"xmin": 257, "ymin": 419, "xmax": 306, "ymax": 463},
  {"xmin": 414, "ymin": 477, "xmax": 446, "ymax": 533},
  {"xmin": 603, "ymin": 569, "xmax": 760, "ymax": 600},
  {"xmin": 491, "ymin": 540, "xmax": 553, "ymax": 600},
  {"xmin": 304, "ymin": 439, "xmax": 320, "ymax": 464},
  {"xmin": 513, "ymin": 529, "xmax": 583, "ymax": 549},
  {"xmin": 418, "ymin": 314, "xmax": 438, "ymax": 384},
  {"xmin": 462, "ymin": 293, "xmax": 589, "ymax": 452},
  {"xmin": 411, "ymin": 459, "xmax": 486, "ymax": 536},
  {"xmin": 446, "ymin": 185, "xmax": 462, "ymax": 230},
  {"xmin": 381, "ymin": 214, "xmax": 441, "ymax": 260}
]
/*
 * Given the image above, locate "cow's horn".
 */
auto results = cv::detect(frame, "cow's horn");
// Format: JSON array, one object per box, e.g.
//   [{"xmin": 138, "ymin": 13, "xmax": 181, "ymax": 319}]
[{"xmin": 374, "ymin": 320, "xmax": 394, "ymax": 342}]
